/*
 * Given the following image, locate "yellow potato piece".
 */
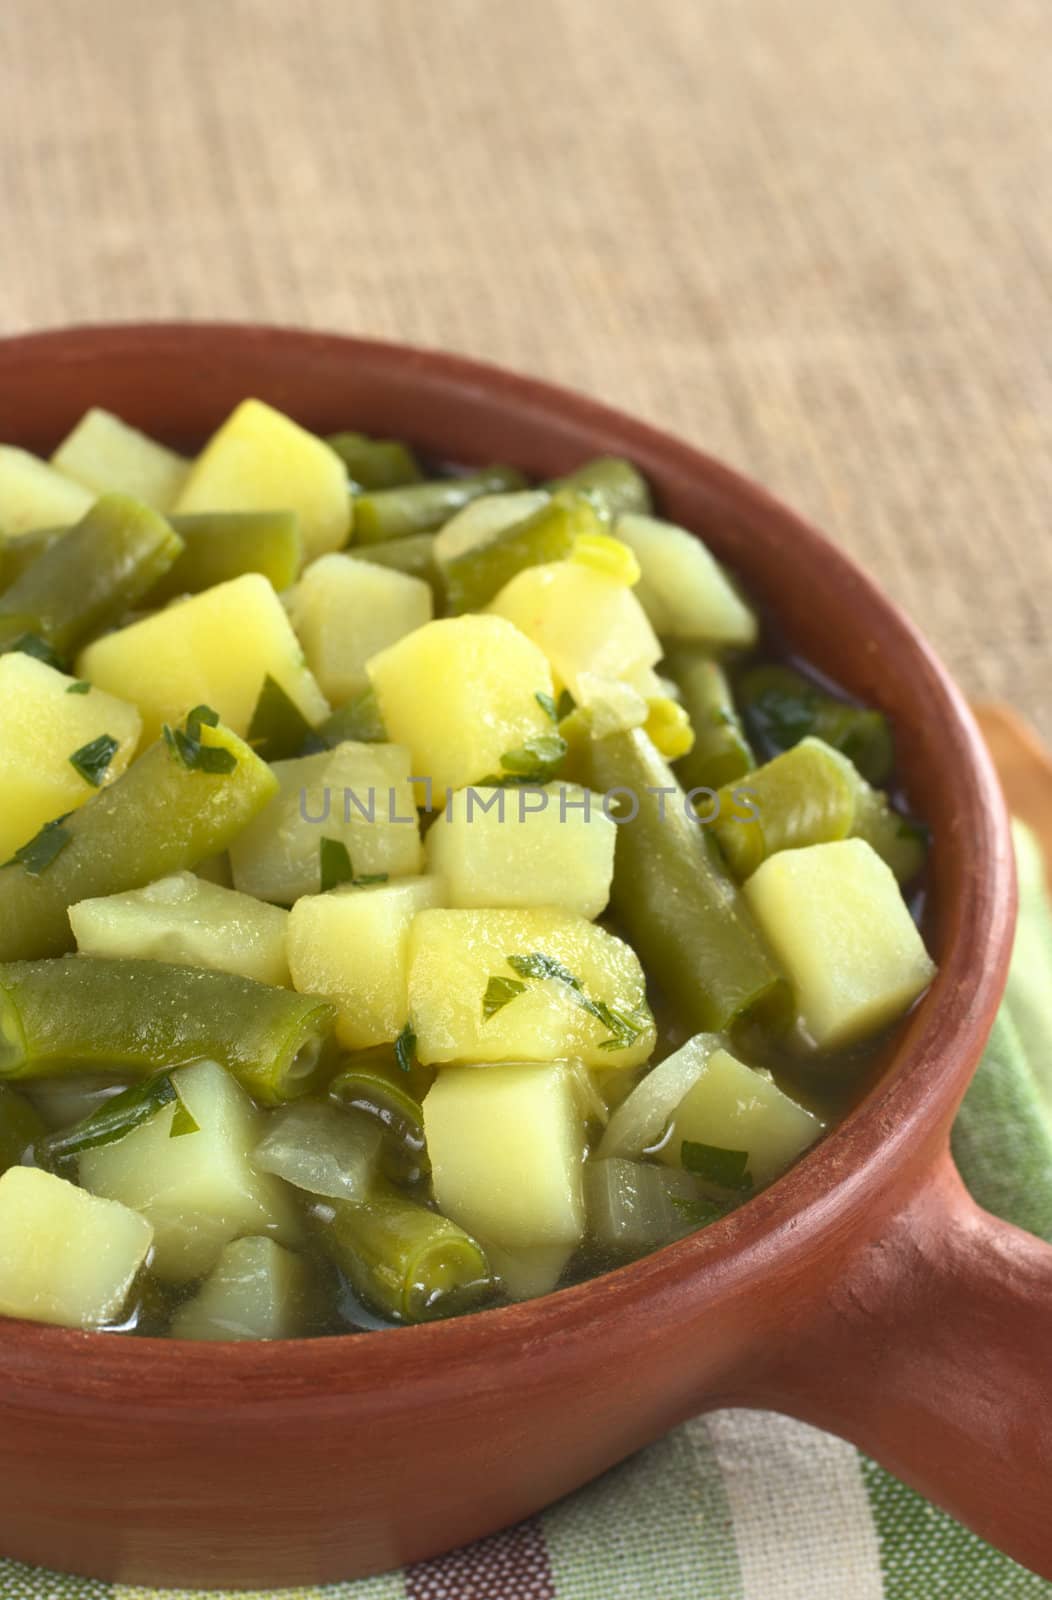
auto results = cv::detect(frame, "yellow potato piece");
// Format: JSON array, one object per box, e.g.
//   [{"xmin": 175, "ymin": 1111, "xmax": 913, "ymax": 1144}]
[
  {"xmin": 488, "ymin": 560, "xmax": 660, "ymax": 699},
  {"xmin": 424, "ymin": 1062, "xmax": 586, "ymax": 1249},
  {"xmin": 660, "ymin": 1047, "xmax": 823, "ymax": 1188},
  {"xmin": 744, "ymin": 838, "xmax": 937, "ymax": 1050},
  {"xmin": 0, "ymin": 445, "xmax": 93, "ymax": 534},
  {"xmin": 287, "ymin": 876, "xmax": 441, "ymax": 1049},
  {"xmin": 51, "ymin": 408, "xmax": 189, "ymax": 511},
  {"xmin": 408, "ymin": 906, "xmax": 655, "ymax": 1069},
  {"xmin": 174, "ymin": 398, "xmax": 350, "ymax": 561},
  {"xmin": 77, "ymin": 571, "xmax": 329, "ymax": 746},
  {"xmin": 0, "ymin": 653, "xmax": 142, "ymax": 860},
  {"xmin": 367, "ymin": 614, "xmax": 555, "ymax": 803},
  {"xmin": 290, "ymin": 553, "xmax": 432, "ymax": 706},
  {"xmin": 0, "ymin": 1167, "xmax": 152, "ymax": 1329}
]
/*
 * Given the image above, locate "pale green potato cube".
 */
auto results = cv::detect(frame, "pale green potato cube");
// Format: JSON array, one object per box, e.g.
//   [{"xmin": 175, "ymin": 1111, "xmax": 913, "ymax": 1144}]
[
  {"xmin": 0, "ymin": 445, "xmax": 93, "ymax": 534},
  {"xmin": 660, "ymin": 1047, "xmax": 823, "ymax": 1188},
  {"xmin": 0, "ymin": 653, "xmax": 142, "ymax": 861},
  {"xmin": 425, "ymin": 783, "xmax": 616, "ymax": 920},
  {"xmin": 77, "ymin": 572, "xmax": 329, "ymax": 747},
  {"xmin": 367, "ymin": 614, "xmax": 555, "ymax": 804},
  {"xmin": 51, "ymin": 408, "xmax": 190, "ymax": 511},
  {"xmin": 744, "ymin": 838, "xmax": 937, "ymax": 1050},
  {"xmin": 290, "ymin": 553, "xmax": 432, "ymax": 705},
  {"xmin": 432, "ymin": 489, "xmax": 549, "ymax": 568},
  {"xmin": 174, "ymin": 398, "xmax": 350, "ymax": 561},
  {"xmin": 229, "ymin": 741, "xmax": 422, "ymax": 905},
  {"xmin": 424, "ymin": 1062, "xmax": 586, "ymax": 1249},
  {"xmin": 479, "ymin": 1239, "xmax": 574, "ymax": 1302},
  {"xmin": 408, "ymin": 907, "xmax": 655, "ymax": 1069},
  {"xmin": 79, "ymin": 1059, "xmax": 301, "ymax": 1283},
  {"xmin": 170, "ymin": 1236, "xmax": 312, "ymax": 1341},
  {"xmin": 69, "ymin": 871, "xmax": 291, "ymax": 987},
  {"xmin": 0, "ymin": 1166, "xmax": 152, "ymax": 1329},
  {"xmin": 287, "ymin": 876, "xmax": 441, "ymax": 1049},
  {"xmin": 615, "ymin": 513, "xmax": 758, "ymax": 646},
  {"xmin": 488, "ymin": 560, "xmax": 661, "ymax": 699}
]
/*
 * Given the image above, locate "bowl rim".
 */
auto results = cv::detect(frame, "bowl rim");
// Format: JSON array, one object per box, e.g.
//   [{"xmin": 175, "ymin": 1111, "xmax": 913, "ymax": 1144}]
[{"xmin": 0, "ymin": 321, "xmax": 1016, "ymax": 1394}]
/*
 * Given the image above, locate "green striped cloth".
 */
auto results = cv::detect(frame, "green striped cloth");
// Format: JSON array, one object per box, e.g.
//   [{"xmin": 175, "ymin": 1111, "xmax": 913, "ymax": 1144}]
[{"xmin": 6, "ymin": 823, "xmax": 1051, "ymax": 1600}]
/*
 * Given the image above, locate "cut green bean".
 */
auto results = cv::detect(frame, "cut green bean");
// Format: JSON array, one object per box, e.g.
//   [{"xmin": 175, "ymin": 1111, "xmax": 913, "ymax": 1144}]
[
  {"xmin": 0, "ymin": 959, "xmax": 337, "ymax": 1105},
  {"xmin": 353, "ymin": 466, "xmax": 528, "ymax": 545},
  {"xmin": 0, "ymin": 495, "xmax": 183, "ymax": 657},
  {"xmin": 713, "ymin": 736, "xmax": 857, "ymax": 879},
  {"xmin": 850, "ymin": 783, "xmax": 929, "ymax": 883},
  {"xmin": 443, "ymin": 490, "xmax": 605, "ymax": 614},
  {"xmin": 326, "ymin": 432, "xmax": 423, "ymax": 491},
  {"xmin": 148, "ymin": 511, "xmax": 302, "ymax": 603},
  {"xmin": 0, "ymin": 527, "xmax": 63, "ymax": 591},
  {"xmin": 666, "ymin": 649, "xmax": 755, "ymax": 792},
  {"xmin": 587, "ymin": 728, "xmax": 789, "ymax": 1033},
  {"xmin": 317, "ymin": 1184, "xmax": 492, "ymax": 1323},
  {"xmin": 0, "ymin": 1082, "xmax": 45, "ymax": 1175},
  {"xmin": 330, "ymin": 1054, "xmax": 431, "ymax": 1182},
  {"xmin": 0, "ymin": 716, "xmax": 277, "ymax": 961},
  {"xmin": 738, "ymin": 664, "xmax": 894, "ymax": 786},
  {"xmin": 352, "ymin": 534, "xmax": 441, "ymax": 594},
  {"xmin": 551, "ymin": 456, "xmax": 652, "ymax": 518}
]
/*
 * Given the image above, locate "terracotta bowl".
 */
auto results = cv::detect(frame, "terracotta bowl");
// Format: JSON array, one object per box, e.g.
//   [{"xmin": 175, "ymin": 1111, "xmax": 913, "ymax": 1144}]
[{"xmin": 0, "ymin": 324, "xmax": 1043, "ymax": 1589}]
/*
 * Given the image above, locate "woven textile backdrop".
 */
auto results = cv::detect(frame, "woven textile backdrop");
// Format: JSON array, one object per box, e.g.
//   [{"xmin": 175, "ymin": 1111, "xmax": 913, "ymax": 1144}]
[{"xmin": 2, "ymin": 0, "xmax": 1050, "ymax": 734}]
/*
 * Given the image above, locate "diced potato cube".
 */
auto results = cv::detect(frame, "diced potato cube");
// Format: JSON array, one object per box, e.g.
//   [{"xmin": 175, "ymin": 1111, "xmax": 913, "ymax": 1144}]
[
  {"xmin": 287, "ymin": 876, "xmax": 441, "ymax": 1048},
  {"xmin": 367, "ymin": 615, "xmax": 555, "ymax": 802},
  {"xmin": 51, "ymin": 408, "xmax": 189, "ymax": 511},
  {"xmin": 77, "ymin": 572, "xmax": 329, "ymax": 746},
  {"xmin": 170, "ymin": 1237, "xmax": 312, "ymax": 1341},
  {"xmin": 479, "ymin": 1239, "xmax": 573, "ymax": 1302},
  {"xmin": 174, "ymin": 399, "xmax": 350, "ymax": 561},
  {"xmin": 408, "ymin": 907, "xmax": 655, "ymax": 1069},
  {"xmin": 79, "ymin": 1059, "xmax": 301, "ymax": 1283},
  {"xmin": 744, "ymin": 839, "xmax": 937, "ymax": 1050},
  {"xmin": 290, "ymin": 554, "xmax": 432, "ymax": 705},
  {"xmin": 488, "ymin": 561, "xmax": 660, "ymax": 699},
  {"xmin": 425, "ymin": 783, "xmax": 615, "ymax": 919},
  {"xmin": 0, "ymin": 445, "xmax": 93, "ymax": 534},
  {"xmin": 615, "ymin": 513, "xmax": 758, "ymax": 646},
  {"xmin": 432, "ymin": 490, "xmax": 549, "ymax": 568},
  {"xmin": 69, "ymin": 871, "xmax": 290, "ymax": 987},
  {"xmin": 660, "ymin": 1047, "xmax": 823, "ymax": 1188},
  {"xmin": 424, "ymin": 1063, "xmax": 586, "ymax": 1249},
  {"xmin": 0, "ymin": 653, "xmax": 142, "ymax": 860},
  {"xmin": 229, "ymin": 742, "xmax": 422, "ymax": 905},
  {"xmin": 0, "ymin": 1166, "xmax": 152, "ymax": 1329}
]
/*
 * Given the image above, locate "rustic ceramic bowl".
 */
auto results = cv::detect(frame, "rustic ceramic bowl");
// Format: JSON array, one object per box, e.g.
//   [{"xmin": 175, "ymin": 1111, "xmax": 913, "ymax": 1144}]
[{"xmin": 0, "ymin": 325, "xmax": 1041, "ymax": 1589}]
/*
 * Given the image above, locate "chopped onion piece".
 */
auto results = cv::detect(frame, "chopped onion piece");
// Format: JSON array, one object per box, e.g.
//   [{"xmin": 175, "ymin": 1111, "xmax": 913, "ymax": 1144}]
[
  {"xmin": 596, "ymin": 1034, "xmax": 720, "ymax": 1159},
  {"xmin": 254, "ymin": 1100, "xmax": 381, "ymax": 1202},
  {"xmin": 585, "ymin": 1158, "xmax": 717, "ymax": 1253}
]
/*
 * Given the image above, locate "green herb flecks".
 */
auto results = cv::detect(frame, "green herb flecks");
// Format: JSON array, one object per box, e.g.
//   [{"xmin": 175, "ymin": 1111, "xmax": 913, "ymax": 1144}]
[
  {"xmin": 248, "ymin": 674, "xmax": 314, "ymax": 762},
  {"xmin": 319, "ymin": 837, "xmax": 389, "ymax": 893},
  {"xmin": 36, "ymin": 1072, "xmax": 198, "ymax": 1169},
  {"xmin": 8, "ymin": 816, "xmax": 73, "ymax": 875},
  {"xmin": 69, "ymin": 732, "xmax": 119, "ymax": 788},
  {"xmin": 394, "ymin": 1021, "xmax": 417, "ymax": 1074},
  {"xmin": 65, "ymin": 680, "xmax": 92, "ymax": 696},
  {"xmin": 162, "ymin": 704, "xmax": 236, "ymax": 774},
  {"xmin": 680, "ymin": 1140, "xmax": 752, "ymax": 1191},
  {"xmin": 483, "ymin": 951, "xmax": 647, "ymax": 1051}
]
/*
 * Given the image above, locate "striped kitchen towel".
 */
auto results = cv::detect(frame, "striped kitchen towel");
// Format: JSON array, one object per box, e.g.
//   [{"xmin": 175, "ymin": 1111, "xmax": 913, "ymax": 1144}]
[{"xmin": 4, "ymin": 822, "xmax": 1050, "ymax": 1600}]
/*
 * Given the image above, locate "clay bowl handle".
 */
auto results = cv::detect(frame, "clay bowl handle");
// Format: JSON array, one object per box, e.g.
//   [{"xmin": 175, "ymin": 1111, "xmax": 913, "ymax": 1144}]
[{"xmin": 744, "ymin": 1148, "xmax": 1052, "ymax": 1578}]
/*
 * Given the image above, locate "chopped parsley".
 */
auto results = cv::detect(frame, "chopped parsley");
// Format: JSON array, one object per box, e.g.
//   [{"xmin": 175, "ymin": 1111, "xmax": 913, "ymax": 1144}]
[
  {"xmin": 9, "ymin": 816, "xmax": 72, "ymax": 875},
  {"xmin": 319, "ymin": 837, "xmax": 389, "ymax": 893},
  {"xmin": 479, "ymin": 734, "xmax": 568, "ymax": 787},
  {"xmin": 162, "ymin": 705, "xmax": 237, "ymax": 774},
  {"xmin": 11, "ymin": 632, "xmax": 64, "ymax": 670},
  {"xmin": 535, "ymin": 690, "xmax": 559, "ymax": 722},
  {"xmin": 680, "ymin": 1141, "xmax": 752, "ymax": 1191},
  {"xmin": 69, "ymin": 732, "xmax": 119, "ymax": 788},
  {"xmin": 65, "ymin": 680, "xmax": 92, "ymax": 696},
  {"xmin": 248, "ymin": 674, "xmax": 314, "ymax": 762},
  {"xmin": 480, "ymin": 951, "xmax": 647, "ymax": 1051},
  {"xmin": 394, "ymin": 1021, "xmax": 417, "ymax": 1074}
]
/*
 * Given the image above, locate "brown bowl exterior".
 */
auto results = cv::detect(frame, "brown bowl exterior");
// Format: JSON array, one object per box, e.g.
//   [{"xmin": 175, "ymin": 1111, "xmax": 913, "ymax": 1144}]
[{"xmin": 0, "ymin": 326, "xmax": 1017, "ymax": 1588}]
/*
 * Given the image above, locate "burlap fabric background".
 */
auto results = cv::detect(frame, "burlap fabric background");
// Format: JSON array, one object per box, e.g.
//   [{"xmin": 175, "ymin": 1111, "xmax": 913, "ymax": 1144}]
[{"xmin": 2, "ymin": 0, "xmax": 1049, "ymax": 735}]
